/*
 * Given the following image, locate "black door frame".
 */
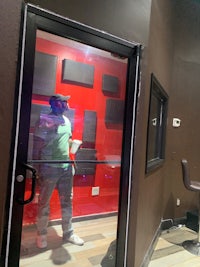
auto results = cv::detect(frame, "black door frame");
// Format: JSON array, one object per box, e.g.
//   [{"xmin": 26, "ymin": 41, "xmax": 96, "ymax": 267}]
[{"xmin": 1, "ymin": 3, "xmax": 141, "ymax": 267}]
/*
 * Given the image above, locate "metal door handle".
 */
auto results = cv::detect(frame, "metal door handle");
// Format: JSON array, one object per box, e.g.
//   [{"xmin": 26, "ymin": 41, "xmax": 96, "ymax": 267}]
[{"xmin": 16, "ymin": 163, "xmax": 37, "ymax": 205}]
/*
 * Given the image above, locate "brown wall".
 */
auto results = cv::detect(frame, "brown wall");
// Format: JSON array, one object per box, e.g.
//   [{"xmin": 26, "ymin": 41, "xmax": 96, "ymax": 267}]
[
  {"xmin": 163, "ymin": 0, "xmax": 200, "ymax": 219},
  {"xmin": 1, "ymin": 0, "xmax": 200, "ymax": 267},
  {"xmin": 0, "ymin": 0, "xmax": 22, "ymax": 253},
  {"xmin": 128, "ymin": 1, "xmax": 174, "ymax": 266},
  {"xmin": 25, "ymin": 0, "xmax": 152, "ymax": 45}
]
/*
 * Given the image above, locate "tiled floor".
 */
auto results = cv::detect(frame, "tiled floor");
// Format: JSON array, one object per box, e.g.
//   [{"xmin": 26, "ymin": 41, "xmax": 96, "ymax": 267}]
[
  {"xmin": 19, "ymin": 217, "xmax": 200, "ymax": 267},
  {"xmin": 148, "ymin": 225, "xmax": 200, "ymax": 267},
  {"xmin": 20, "ymin": 215, "xmax": 117, "ymax": 267}
]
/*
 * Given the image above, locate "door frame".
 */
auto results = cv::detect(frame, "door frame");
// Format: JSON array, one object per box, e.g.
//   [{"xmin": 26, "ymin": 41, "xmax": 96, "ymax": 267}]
[{"xmin": 1, "ymin": 3, "xmax": 141, "ymax": 267}]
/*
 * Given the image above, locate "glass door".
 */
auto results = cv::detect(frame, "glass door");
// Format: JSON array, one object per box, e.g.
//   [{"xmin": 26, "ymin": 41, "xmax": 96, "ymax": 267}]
[{"xmin": 2, "ymin": 4, "xmax": 140, "ymax": 267}]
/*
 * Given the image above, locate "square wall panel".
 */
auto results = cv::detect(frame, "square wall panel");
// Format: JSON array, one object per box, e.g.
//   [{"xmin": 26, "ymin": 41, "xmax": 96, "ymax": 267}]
[
  {"xmin": 62, "ymin": 59, "xmax": 94, "ymax": 88},
  {"xmin": 32, "ymin": 52, "xmax": 57, "ymax": 95},
  {"xmin": 82, "ymin": 110, "xmax": 97, "ymax": 148},
  {"xmin": 102, "ymin": 74, "xmax": 119, "ymax": 95},
  {"xmin": 75, "ymin": 148, "xmax": 97, "ymax": 175},
  {"xmin": 105, "ymin": 99, "xmax": 124, "ymax": 125}
]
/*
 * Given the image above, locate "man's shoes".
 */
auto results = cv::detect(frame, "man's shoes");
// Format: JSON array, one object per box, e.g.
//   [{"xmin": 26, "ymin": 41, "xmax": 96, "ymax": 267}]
[
  {"xmin": 63, "ymin": 233, "xmax": 84, "ymax": 246},
  {"xmin": 36, "ymin": 234, "xmax": 47, "ymax": 249}
]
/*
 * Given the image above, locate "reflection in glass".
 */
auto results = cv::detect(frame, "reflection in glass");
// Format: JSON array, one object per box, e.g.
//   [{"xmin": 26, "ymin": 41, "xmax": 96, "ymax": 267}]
[{"xmin": 20, "ymin": 30, "xmax": 128, "ymax": 266}]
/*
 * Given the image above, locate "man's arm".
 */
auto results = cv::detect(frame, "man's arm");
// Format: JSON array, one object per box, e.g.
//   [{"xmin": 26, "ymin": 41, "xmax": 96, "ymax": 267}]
[
  {"xmin": 32, "ymin": 135, "xmax": 44, "ymax": 160},
  {"xmin": 32, "ymin": 117, "xmax": 46, "ymax": 175}
]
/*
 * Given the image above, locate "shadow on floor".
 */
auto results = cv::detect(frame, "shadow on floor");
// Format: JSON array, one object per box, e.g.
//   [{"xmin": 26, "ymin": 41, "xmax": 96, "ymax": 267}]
[{"xmin": 21, "ymin": 226, "xmax": 71, "ymax": 265}]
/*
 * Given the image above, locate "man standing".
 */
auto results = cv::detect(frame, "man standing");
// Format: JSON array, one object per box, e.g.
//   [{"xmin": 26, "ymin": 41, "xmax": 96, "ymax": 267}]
[{"xmin": 33, "ymin": 94, "xmax": 84, "ymax": 249}]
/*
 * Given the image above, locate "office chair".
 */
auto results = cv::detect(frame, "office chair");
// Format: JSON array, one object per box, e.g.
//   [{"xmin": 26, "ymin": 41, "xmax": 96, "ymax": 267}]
[{"xmin": 181, "ymin": 159, "xmax": 200, "ymax": 256}]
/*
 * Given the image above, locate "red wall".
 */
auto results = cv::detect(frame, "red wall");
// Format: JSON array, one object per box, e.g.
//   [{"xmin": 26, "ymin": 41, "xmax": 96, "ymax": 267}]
[{"xmin": 23, "ymin": 36, "xmax": 127, "ymax": 225}]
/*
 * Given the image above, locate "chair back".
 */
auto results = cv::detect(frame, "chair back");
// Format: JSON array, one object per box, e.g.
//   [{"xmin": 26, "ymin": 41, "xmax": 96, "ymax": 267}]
[{"xmin": 181, "ymin": 159, "xmax": 193, "ymax": 191}]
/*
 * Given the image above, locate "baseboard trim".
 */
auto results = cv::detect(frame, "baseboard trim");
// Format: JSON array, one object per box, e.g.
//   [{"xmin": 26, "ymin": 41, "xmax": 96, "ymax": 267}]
[
  {"xmin": 173, "ymin": 216, "xmax": 187, "ymax": 226},
  {"xmin": 140, "ymin": 216, "xmax": 187, "ymax": 267},
  {"xmin": 22, "ymin": 211, "xmax": 118, "ymax": 230}
]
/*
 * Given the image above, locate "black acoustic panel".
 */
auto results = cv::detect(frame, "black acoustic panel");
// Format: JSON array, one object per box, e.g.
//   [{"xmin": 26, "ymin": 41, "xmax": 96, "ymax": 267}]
[
  {"xmin": 30, "ymin": 104, "xmax": 75, "ymax": 130},
  {"xmin": 82, "ymin": 110, "xmax": 97, "ymax": 147},
  {"xmin": 64, "ymin": 108, "xmax": 76, "ymax": 131},
  {"xmin": 62, "ymin": 59, "xmax": 94, "ymax": 88},
  {"xmin": 30, "ymin": 103, "xmax": 50, "ymax": 128},
  {"xmin": 102, "ymin": 74, "xmax": 119, "ymax": 95},
  {"xmin": 105, "ymin": 99, "xmax": 124, "ymax": 125},
  {"xmin": 75, "ymin": 148, "xmax": 96, "ymax": 175},
  {"xmin": 32, "ymin": 52, "xmax": 57, "ymax": 95}
]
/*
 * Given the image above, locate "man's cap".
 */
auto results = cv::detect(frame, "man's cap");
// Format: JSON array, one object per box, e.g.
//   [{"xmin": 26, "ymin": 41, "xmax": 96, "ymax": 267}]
[{"xmin": 49, "ymin": 94, "xmax": 70, "ymax": 104}]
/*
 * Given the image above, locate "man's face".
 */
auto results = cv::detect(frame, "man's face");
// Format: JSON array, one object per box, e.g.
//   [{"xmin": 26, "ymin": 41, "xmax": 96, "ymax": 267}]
[{"xmin": 51, "ymin": 100, "xmax": 68, "ymax": 114}]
